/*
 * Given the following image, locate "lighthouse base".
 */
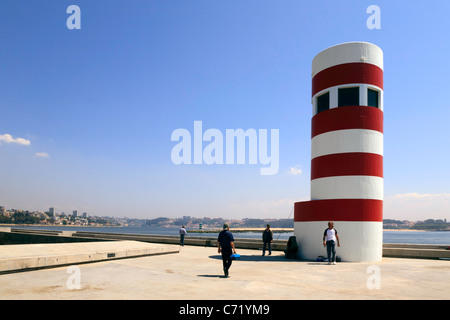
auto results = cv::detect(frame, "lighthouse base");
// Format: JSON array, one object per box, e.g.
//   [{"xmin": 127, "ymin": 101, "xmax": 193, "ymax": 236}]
[{"xmin": 294, "ymin": 221, "xmax": 383, "ymax": 262}]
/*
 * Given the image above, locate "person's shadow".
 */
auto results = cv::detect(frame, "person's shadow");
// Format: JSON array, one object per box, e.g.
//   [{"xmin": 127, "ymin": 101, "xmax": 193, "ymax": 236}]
[
  {"xmin": 197, "ymin": 274, "xmax": 228, "ymax": 278},
  {"xmin": 207, "ymin": 254, "xmax": 295, "ymax": 262},
  {"xmin": 196, "ymin": 253, "xmax": 300, "ymax": 278}
]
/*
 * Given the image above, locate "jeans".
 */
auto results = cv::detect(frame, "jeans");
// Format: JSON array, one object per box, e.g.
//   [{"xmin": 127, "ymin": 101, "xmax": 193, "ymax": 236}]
[
  {"xmin": 263, "ymin": 241, "xmax": 272, "ymax": 255},
  {"xmin": 326, "ymin": 240, "xmax": 336, "ymax": 262},
  {"xmin": 180, "ymin": 234, "xmax": 185, "ymax": 246},
  {"xmin": 221, "ymin": 247, "xmax": 233, "ymax": 271}
]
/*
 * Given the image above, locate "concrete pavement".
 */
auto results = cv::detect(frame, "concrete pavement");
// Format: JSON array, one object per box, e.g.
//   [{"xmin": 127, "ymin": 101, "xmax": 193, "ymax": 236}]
[
  {"xmin": 0, "ymin": 242, "xmax": 449, "ymax": 299},
  {"xmin": 0, "ymin": 240, "xmax": 178, "ymax": 273}
]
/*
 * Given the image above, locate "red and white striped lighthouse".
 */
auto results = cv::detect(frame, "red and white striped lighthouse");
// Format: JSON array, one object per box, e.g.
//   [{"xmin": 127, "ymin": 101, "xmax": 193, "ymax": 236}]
[{"xmin": 294, "ymin": 42, "xmax": 384, "ymax": 262}]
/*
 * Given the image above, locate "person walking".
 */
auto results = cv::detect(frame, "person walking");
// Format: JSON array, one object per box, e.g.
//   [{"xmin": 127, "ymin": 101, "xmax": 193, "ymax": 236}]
[
  {"xmin": 262, "ymin": 224, "xmax": 273, "ymax": 256},
  {"xmin": 217, "ymin": 223, "xmax": 237, "ymax": 277},
  {"xmin": 323, "ymin": 221, "xmax": 340, "ymax": 264},
  {"xmin": 179, "ymin": 226, "xmax": 187, "ymax": 246}
]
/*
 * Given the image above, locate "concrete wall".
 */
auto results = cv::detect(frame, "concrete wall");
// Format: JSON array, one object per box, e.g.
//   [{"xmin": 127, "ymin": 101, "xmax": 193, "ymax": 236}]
[
  {"xmin": 382, "ymin": 243, "xmax": 450, "ymax": 260},
  {"xmin": 0, "ymin": 229, "xmax": 109, "ymax": 245},
  {"xmin": 72, "ymin": 230, "xmax": 288, "ymax": 251},
  {"xmin": 1, "ymin": 229, "xmax": 449, "ymax": 260}
]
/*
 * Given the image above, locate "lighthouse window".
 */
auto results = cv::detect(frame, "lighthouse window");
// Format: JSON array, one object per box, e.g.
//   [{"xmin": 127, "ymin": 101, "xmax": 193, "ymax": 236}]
[
  {"xmin": 338, "ymin": 87, "xmax": 359, "ymax": 107},
  {"xmin": 368, "ymin": 88, "xmax": 379, "ymax": 108},
  {"xmin": 316, "ymin": 92, "xmax": 330, "ymax": 114}
]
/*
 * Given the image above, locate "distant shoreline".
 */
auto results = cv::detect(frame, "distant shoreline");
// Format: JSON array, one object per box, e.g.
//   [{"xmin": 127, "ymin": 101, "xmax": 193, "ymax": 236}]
[
  {"xmin": 0, "ymin": 224, "xmax": 120, "ymax": 228},
  {"xmin": 383, "ymin": 229, "xmax": 424, "ymax": 232},
  {"xmin": 1, "ymin": 224, "xmax": 448, "ymax": 232},
  {"xmin": 383, "ymin": 228, "xmax": 450, "ymax": 232},
  {"xmin": 189, "ymin": 228, "xmax": 294, "ymax": 233},
  {"xmin": 182, "ymin": 228, "xmax": 450, "ymax": 233}
]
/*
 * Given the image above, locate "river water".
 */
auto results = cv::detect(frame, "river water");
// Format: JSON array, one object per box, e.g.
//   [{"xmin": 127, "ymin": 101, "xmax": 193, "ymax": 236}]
[{"xmin": 8, "ymin": 225, "xmax": 450, "ymax": 245}]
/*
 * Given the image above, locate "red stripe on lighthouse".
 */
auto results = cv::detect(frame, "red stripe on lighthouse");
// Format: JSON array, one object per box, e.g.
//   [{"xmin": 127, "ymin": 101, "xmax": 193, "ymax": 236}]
[
  {"xmin": 311, "ymin": 153, "xmax": 383, "ymax": 180},
  {"xmin": 312, "ymin": 105, "xmax": 383, "ymax": 138},
  {"xmin": 312, "ymin": 62, "xmax": 383, "ymax": 97},
  {"xmin": 294, "ymin": 199, "xmax": 383, "ymax": 222}
]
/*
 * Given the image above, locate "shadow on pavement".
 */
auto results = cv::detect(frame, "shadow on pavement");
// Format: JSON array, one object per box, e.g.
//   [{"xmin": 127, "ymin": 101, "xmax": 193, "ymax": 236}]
[{"xmin": 208, "ymin": 254, "xmax": 300, "ymax": 262}]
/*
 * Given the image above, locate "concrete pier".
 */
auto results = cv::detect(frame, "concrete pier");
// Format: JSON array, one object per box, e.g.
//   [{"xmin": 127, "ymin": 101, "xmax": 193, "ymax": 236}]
[
  {"xmin": 0, "ymin": 229, "xmax": 449, "ymax": 299},
  {"xmin": 0, "ymin": 244, "xmax": 449, "ymax": 300}
]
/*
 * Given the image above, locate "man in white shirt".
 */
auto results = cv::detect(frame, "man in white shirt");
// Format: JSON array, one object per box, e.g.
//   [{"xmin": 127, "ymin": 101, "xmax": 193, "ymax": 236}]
[
  {"xmin": 179, "ymin": 226, "xmax": 187, "ymax": 246},
  {"xmin": 322, "ymin": 221, "xmax": 340, "ymax": 264}
]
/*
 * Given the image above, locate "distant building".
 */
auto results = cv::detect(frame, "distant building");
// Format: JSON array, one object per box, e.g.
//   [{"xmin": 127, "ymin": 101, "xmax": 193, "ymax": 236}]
[
  {"xmin": 49, "ymin": 207, "xmax": 55, "ymax": 216},
  {"xmin": 82, "ymin": 212, "xmax": 87, "ymax": 218},
  {"xmin": 72, "ymin": 210, "xmax": 78, "ymax": 217}
]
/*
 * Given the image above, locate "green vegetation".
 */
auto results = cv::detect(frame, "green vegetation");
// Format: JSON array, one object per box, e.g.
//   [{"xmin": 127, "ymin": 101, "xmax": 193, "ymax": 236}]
[
  {"xmin": 411, "ymin": 219, "xmax": 449, "ymax": 231},
  {"xmin": 0, "ymin": 211, "xmax": 41, "ymax": 224}
]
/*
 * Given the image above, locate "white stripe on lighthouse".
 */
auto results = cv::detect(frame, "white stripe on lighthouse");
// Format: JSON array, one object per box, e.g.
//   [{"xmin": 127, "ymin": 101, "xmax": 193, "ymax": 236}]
[
  {"xmin": 312, "ymin": 41, "xmax": 384, "ymax": 77},
  {"xmin": 311, "ymin": 129, "xmax": 383, "ymax": 159},
  {"xmin": 311, "ymin": 176, "xmax": 384, "ymax": 200},
  {"xmin": 294, "ymin": 221, "xmax": 383, "ymax": 262}
]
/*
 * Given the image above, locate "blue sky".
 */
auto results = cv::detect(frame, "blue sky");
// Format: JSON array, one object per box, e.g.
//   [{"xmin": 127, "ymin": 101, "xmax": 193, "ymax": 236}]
[{"xmin": 0, "ymin": 1, "xmax": 449, "ymax": 221}]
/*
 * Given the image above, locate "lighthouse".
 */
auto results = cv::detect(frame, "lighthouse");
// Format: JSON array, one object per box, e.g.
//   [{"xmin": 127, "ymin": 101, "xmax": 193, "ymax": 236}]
[{"xmin": 294, "ymin": 42, "xmax": 384, "ymax": 262}]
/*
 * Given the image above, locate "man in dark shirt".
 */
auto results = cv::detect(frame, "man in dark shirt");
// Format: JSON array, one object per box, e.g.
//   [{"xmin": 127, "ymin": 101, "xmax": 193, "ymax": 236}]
[
  {"xmin": 217, "ymin": 223, "xmax": 237, "ymax": 277},
  {"xmin": 262, "ymin": 224, "xmax": 273, "ymax": 256}
]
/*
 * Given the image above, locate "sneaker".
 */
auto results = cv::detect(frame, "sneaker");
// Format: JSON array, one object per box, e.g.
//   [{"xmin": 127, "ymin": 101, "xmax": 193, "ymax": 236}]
[
  {"xmin": 224, "ymin": 268, "xmax": 229, "ymax": 277},
  {"xmin": 332, "ymin": 261, "xmax": 336, "ymax": 265}
]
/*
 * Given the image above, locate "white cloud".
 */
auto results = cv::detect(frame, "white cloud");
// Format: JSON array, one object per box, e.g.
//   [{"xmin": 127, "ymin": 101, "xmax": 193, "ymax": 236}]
[
  {"xmin": 390, "ymin": 193, "xmax": 450, "ymax": 201},
  {"xmin": 0, "ymin": 133, "xmax": 31, "ymax": 146},
  {"xmin": 288, "ymin": 165, "xmax": 303, "ymax": 175},
  {"xmin": 35, "ymin": 152, "xmax": 50, "ymax": 158}
]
